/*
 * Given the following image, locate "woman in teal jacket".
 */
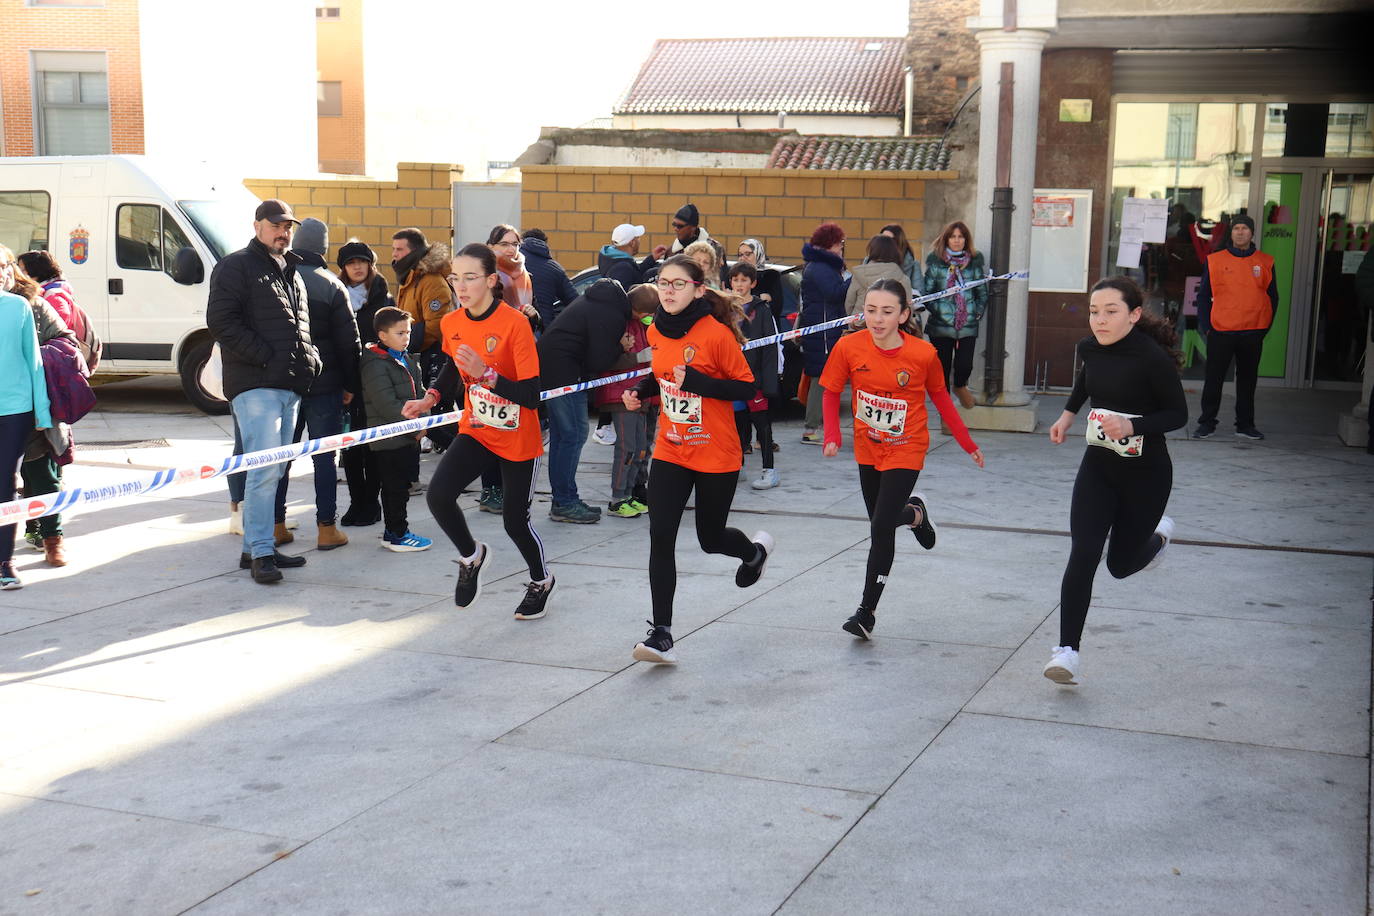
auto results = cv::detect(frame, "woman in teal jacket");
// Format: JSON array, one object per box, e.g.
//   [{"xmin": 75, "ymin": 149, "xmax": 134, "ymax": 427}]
[
  {"xmin": 0, "ymin": 258, "xmax": 54, "ymax": 590},
  {"xmin": 923, "ymin": 221, "xmax": 987, "ymax": 409}
]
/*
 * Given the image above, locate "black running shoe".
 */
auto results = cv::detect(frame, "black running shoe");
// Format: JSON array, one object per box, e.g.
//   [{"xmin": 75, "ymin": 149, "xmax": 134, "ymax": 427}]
[
  {"xmin": 454, "ymin": 542, "xmax": 489, "ymax": 608},
  {"xmin": 1235, "ymin": 427, "xmax": 1265, "ymax": 440},
  {"xmin": 514, "ymin": 577, "xmax": 555, "ymax": 620},
  {"xmin": 1191, "ymin": 423, "xmax": 1216, "ymax": 439},
  {"xmin": 908, "ymin": 493, "xmax": 937, "ymax": 550},
  {"xmin": 843, "ymin": 607, "xmax": 876, "ymax": 640},
  {"xmin": 735, "ymin": 530, "xmax": 775, "ymax": 587},
  {"xmin": 632, "ymin": 622, "xmax": 677, "ymax": 663}
]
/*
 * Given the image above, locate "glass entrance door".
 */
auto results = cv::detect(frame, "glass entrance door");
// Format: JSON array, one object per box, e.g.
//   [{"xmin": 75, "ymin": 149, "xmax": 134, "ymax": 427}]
[{"xmin": 1308, "ymin": 171, "xmax": 1372, "ymax": 384}]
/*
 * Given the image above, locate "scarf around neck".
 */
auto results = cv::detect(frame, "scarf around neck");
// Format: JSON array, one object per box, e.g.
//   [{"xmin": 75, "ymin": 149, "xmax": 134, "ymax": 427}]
[
  {"xmin": 945, "ymin": 249, "xmax": 970, "ymax": 332},
  {"xmin": 392, "ymin": 246, "xmax": 425, "ymax": 286},
  {"xmin": 653, "ymin": 297, "xmax": 712, "ymax": 339}
]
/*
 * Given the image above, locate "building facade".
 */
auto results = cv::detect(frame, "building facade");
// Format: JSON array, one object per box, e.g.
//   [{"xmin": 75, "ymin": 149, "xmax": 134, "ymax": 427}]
[{"xmin": 0, "ymin": 0, "xmax": 144, "ymax": 157}]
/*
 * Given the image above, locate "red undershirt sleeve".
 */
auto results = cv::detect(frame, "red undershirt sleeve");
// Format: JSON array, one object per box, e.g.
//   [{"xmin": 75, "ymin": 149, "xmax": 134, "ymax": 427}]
[
  {"xmin": 929, "ymin": 388, "xmax": 979, "ymax": 453},
  {"xmin": 823, "ymin": 388, "xmax": 843, "ymax": 448}
]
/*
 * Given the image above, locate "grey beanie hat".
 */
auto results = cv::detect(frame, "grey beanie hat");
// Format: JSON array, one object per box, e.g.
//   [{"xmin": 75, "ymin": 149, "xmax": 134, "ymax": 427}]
[{"xmin": 293, "ymin": 218, "xmax": 328, "ymax": 256}]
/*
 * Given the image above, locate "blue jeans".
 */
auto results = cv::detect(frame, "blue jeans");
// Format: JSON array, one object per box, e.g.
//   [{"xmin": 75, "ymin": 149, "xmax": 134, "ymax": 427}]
[
  {"xmin": 300, "ymin": 390, "xmax": 346, "ymax": 523},
  {"xmin": 544, "ymin": 390, "xmax": 588, "ymax": 506},
  {"xmin": 228, "ymin": 417, "xmax": 289, "ymax": 517},
  {"xmin": 231, "ymin": 388, "xmax": 300, "ymax": 559}
]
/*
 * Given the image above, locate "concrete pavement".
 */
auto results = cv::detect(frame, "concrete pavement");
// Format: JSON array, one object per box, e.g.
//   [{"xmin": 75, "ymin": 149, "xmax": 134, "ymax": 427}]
[{"xmin": 1, "ymin": 380, "xmax": 1370, "ymax": 915}]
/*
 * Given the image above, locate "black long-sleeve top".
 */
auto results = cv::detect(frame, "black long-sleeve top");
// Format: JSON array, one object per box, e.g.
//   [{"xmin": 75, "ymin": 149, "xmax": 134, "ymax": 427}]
[{"xmin": 1065, "ymin": 328, "xmax": 1188, "ymax": 446}]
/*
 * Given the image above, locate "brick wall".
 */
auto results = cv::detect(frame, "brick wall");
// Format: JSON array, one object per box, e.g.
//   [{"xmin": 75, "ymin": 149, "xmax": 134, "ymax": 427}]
[
  {"xmin": 1029, "ymin": 50, "xmax": 1114, "ymax": 388},
  {"xmin": 244, "ymin": 163, "xmax": 460, "ymax": 284},
  {"xmin": 0, "ymin": 0, "xmax": 143, "ymax": 156},
  {"xmin": 906, "ymin": 0, "xmax": 981, "ymax": 135},
  {"xmin": 315, "ymin": 0, "xmax": 365, "ymax": 174},
  {"xmin": 520, "ymin": 165, "xmax": 959, "ymax": 276}
]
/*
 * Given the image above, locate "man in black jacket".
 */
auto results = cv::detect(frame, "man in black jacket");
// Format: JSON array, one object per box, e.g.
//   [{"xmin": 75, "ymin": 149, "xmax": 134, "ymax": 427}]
[
  {"xmin": 537, "ymin": 278, "xmax": 633, "ymax": 524},
  {"xmin": 519, "ymin": 229, "xmax": 579, "ymax": 327},
  {"xmin": 207, "ymin": 199, "xmax": 321, "ymax": 583},
  {"xmin": 598, "ymin": 223, "xmax": 657, "ymax": 291},
  {"xmin": 292, "ymin": 219, "xmax": 362, "ymax": 551}
]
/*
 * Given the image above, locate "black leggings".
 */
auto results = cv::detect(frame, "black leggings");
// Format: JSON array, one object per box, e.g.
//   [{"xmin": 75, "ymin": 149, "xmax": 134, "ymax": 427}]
[
  {"xmin": 857, "ymin": 464, "xmax": 921, "ymax": 611},
  {"xmin": 735, "ymin": 408, "xmax": 774, "ymax": 469},
  {"xmin": 647, "ymin": 459, "xmax": 757, "ymax": 628},
  {"xmin": 1059, "ymin": 448, "xmax": 1172, "ymax": 650},
  {"xmin": 932, "ymin": 335, "xmax": 977, "ymax": 388},
  {"xmin": 426, "ymin": 434, "xmax": 547, "ymax": 581}
]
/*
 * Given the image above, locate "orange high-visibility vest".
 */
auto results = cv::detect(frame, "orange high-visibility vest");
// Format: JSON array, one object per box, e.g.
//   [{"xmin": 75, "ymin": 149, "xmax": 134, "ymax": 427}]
[{"xmin": 1206, "ymin": 249, "xmax": 1275, "ymax": 332}]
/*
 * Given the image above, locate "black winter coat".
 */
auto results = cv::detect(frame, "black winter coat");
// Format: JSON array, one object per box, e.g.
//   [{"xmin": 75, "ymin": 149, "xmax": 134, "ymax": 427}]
[
  {"xmin": 597, "ymin": 246, "xmax": 657, "ymax": 292},
  {"xmin": 741, "ymin": 297, "xmax": 780, "ymax": 399},
  {"xmin": 535, "ymin": 278, "xmax": 631, "ymax": 389},
  {"xmin": 360, "ymin": 346, "xmax": 422, "ymax": 452},
  {"xmin": 207, "ymin": 238, "xmax": 320, "ymax": 400},
  {"xmin": 519, "ymin": 237, "xmax": 579, "ymax": 326},
  {"xmin": 296, "ymin": 251, "xmax": 362, "ymax": 395},
  {"xmin": 348, "ymin": 272, "xmax": 392, "ymax": 347}
]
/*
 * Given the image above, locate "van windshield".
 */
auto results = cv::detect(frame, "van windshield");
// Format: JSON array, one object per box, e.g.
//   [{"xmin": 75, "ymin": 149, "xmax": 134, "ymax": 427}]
[{"xmin": 178, "ymin": 199, "xmax": 244, "ymax": 261}]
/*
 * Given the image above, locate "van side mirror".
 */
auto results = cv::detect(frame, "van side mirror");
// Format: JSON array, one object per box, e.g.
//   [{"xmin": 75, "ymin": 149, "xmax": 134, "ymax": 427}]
[{"xmin": 171, "ymin": 247, "xmax": 203, "ymax": 285}]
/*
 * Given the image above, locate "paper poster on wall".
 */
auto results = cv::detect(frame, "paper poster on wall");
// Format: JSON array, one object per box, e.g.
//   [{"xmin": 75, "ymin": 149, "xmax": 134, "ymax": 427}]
[
  {"xmin": 1029, "ymin": 188, "xmax": 1093, "ymax": 293},
  {"xmin": 1032, "ymin": 196, "xmax": 1075, "ymax": 228},
  {"xmin": 1121, "ymin": 197, "xmax": 1169, "ymax": 244}
]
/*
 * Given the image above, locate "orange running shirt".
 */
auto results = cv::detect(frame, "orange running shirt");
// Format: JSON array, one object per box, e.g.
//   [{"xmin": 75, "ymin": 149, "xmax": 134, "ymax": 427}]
[
  {"xmin": 819, "ymin": 331, "xmax": 946, "ymax": 471},
  {"xmin": 647, "ymin": 315, "xmax": 754, "ymax": 473},
  {"xmin": 439, "ymin": 302, "xmax": 543, "ymax": 462}
]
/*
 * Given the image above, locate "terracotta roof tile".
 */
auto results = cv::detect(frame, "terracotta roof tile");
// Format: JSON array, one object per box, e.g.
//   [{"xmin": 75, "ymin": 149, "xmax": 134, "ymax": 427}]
[
  {"xmin": 614, "ymin": 37, "xmax": 906, "ymax": 116},
  {"xmin": 766, "ymin": 135, "xmax": 950, "ymax": 171}
]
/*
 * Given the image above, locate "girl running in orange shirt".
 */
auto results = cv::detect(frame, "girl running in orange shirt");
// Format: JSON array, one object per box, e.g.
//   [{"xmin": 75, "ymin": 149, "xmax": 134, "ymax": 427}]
[
  {"xmin": 820, "ymin": 279, "xmax": 985, "ymax": 639},
  {"xmin": 622, "ymin": 255, "xmax": 775, "ymax": 664},
  {"xmin": 404, "ymin": 243, "xmax": 553, "ymax": 620}
]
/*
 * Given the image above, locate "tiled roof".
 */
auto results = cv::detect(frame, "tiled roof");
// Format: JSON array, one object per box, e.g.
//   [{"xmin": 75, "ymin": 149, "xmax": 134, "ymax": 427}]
[
  {"xmin": 614, "ymin": 38, "xmax": 906, "ymax": 116},
  {"xmin": 767, "ymin": 136, "xmax": 950, "ymax": 171}
]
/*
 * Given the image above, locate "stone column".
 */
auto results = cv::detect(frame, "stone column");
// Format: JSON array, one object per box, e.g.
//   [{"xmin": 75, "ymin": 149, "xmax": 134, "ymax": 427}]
[{"xmin": 956, "ymin": 24, "xmax": 1051, "ymax": 431}]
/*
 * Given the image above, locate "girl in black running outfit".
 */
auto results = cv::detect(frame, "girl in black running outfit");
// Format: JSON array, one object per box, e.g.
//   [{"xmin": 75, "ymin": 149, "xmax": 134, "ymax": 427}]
[
  {"xmin": 1045, "ymin": 276, "xmax": 1187, "ymax": 686},
  {"xmin": 622, "ymin": 255, "xmax": 774, "ymax": 665},
  {"xmin": 404, "ymin": 244, "xmax": 553, "ymax": 621}
]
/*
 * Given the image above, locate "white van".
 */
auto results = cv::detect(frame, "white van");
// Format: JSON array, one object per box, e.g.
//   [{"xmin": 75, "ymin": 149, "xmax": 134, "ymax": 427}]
[{"xmin": 0, "ymin": 154, "xmax": 263, "ymax": 414}]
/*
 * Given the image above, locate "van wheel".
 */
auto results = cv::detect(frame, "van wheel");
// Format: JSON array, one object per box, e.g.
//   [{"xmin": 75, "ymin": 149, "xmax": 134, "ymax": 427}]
[{"xmin": 179, "ymin": 338, "xmax": 230, "ymax": 415}]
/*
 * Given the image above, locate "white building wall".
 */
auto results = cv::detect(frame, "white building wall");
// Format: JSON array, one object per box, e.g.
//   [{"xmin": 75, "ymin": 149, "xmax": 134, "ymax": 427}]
[
  {"xmin": 611, "ymin": 113, "xmax": 902, "ymax": 136},
  {"xmin": 139, "ymin": 0, "xmax": 317, "ymax": 178},
  {"xmin": 551, "ymin": 146, "xmax": 771, "ymax": 169}
]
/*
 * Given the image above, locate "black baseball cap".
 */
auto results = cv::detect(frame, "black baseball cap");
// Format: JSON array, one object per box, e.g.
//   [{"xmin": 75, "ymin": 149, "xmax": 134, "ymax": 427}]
[{"xmin": 255, "ymin": 199, "xmax": 300, "ymax": 225}]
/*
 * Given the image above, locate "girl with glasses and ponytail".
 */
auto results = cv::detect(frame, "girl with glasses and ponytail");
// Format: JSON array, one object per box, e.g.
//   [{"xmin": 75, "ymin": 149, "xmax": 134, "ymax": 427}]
[{"xmin": 621, "ymin": 255, "xmax": 774, "ymax": 664}]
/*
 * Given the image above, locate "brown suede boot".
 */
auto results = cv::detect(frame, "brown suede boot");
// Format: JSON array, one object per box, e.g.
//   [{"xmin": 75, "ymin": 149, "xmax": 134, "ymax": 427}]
[
  {"xmin": 274, "ymin": 522, "xmax": 294, "ymax": 546},
  {"xmin": 43, "ymin": 535, "xmax": 67, "ymax": 567},
  {"xmin": 317, "ymin": 522, "xmax": 348, "ymax": 551},
  {"xmin": 954, "ymin": 386, "xmax": 976, "ymax": 409}
]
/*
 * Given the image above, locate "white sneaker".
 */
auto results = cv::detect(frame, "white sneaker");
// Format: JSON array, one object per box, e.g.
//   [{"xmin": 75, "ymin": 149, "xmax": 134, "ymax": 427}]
[
  {"xmin": 593, "ymin": 425, "xmax": 616, "ymax": 446},
  {"xmin": 1043, "ymin": 646, "xmax": 1080, "ymax": 685},
  {"xmin": 1144, "ymin": 515, "xmax": 1174, "ymax": 571},
  {"xmin": 751, "ymin": 467, "xmax": 780, "ymax": 490},
  {"xmin": 228, "ymin": 502, "xmax": 243, "ymax": 536},
  {"xmin": 419, "ymin": 437, "xmax": 433, "ymax": 454}
]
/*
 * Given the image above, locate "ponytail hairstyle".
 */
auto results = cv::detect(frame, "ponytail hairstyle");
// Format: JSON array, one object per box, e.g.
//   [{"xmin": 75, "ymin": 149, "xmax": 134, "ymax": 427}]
[
  {"xmin": 662, "ymin": 254, "xmax": 746, "ymax": 345},
  {"xmin": 456, "ymin": 242, "xmax": 504, "ymax": 305},
  {"xmin": 1090, "ymin": 275, "xmax": 1182, "ymax": 368},
  {"xmin": 849, "ymin": 277, "xmax": 921, "ymax": 338}
]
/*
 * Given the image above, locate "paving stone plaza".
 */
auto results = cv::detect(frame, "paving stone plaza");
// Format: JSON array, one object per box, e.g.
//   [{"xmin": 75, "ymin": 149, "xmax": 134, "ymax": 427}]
[{"xmin": 1, "ymin": 381, "xmax": 1370, "ymax": 914}]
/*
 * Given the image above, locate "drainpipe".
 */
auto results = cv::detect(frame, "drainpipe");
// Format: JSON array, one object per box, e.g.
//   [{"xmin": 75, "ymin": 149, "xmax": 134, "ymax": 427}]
[{"xmin": 903, "ymin": 66, "xmax": 914, "ymax": 137}]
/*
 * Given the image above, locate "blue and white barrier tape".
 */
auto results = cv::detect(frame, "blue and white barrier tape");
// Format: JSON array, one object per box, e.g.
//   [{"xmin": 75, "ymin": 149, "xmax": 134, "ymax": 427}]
[{"xmin": 1, "ymin": 273, "xmax": 1028, "ymax": 521}]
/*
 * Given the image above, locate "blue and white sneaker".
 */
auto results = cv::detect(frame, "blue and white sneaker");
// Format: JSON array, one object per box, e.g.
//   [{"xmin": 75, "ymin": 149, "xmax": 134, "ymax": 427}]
[
  {"xmin": 382, "ymin": 530, "xmax": 433, "ymax": 552},
  {"xmin": 0, "ymin": 561, "xmax": 21, "ymax": 590}
]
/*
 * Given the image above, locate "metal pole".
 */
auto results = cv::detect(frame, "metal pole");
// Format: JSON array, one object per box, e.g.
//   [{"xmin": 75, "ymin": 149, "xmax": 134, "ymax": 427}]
[{"xmin": 984, "ymin": 60, "xmax": 1015, "ymax": 405}]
